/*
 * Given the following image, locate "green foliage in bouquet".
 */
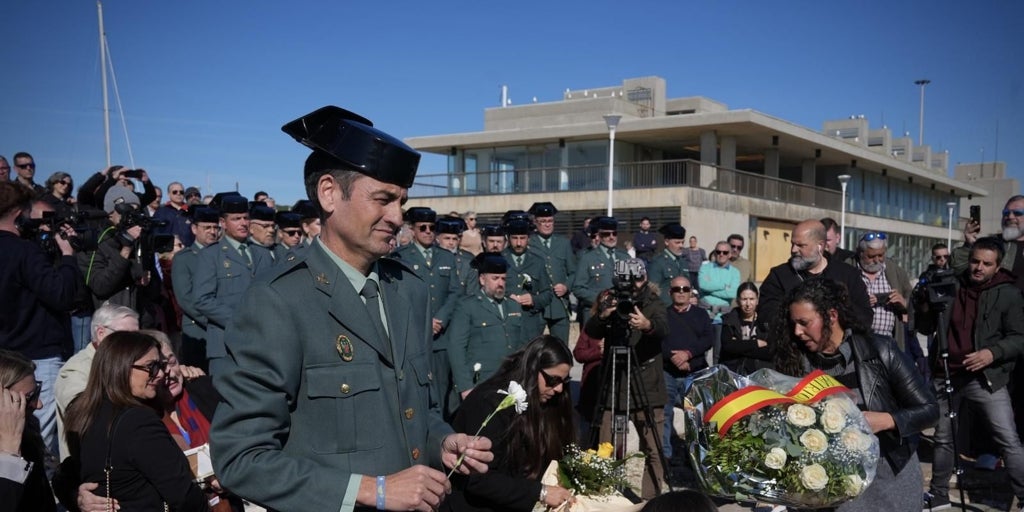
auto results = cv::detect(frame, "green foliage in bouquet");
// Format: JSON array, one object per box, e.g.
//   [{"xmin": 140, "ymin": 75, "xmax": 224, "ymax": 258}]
[{"xmin": 555, "ymin": 443, "xmax": 637, "ymax": 496}]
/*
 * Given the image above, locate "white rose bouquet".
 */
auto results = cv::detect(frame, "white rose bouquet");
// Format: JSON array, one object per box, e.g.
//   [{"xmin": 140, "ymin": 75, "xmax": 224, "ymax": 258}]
[{"xmin": 683, "ymin": 366, "xmax": 879, "ymax": 509}]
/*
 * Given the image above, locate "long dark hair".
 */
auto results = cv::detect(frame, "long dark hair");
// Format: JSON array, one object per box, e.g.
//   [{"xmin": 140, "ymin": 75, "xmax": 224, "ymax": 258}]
[
  {"xmin": 478, "ymin": 335, "xmax": 576, "ymax": 478},
  {"xmin": 65, "ymin": 331, "xmax": 162, "ymax": 444},
  {"xmin": 771, "ymin": 279, "xmax": 869, "ymax": 377}
]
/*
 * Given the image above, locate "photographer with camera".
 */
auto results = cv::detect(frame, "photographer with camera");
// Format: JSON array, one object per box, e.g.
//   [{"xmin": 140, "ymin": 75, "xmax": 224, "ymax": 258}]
[
  {"xmin": 0, "ymin": 181, "xmax": 82, "ymax": 468},
  {"xmin": 915, "ymin": 237, "xmax": 1024, "ymax": 509},
  {"xmin": 76, "ymin": 166, "xmax": 157, "ymax": 213},
  {"xmin": 572, "ymin": 216, "xmax": 630, "ymax": 326},
  {"xmin": 77, "ymin": 187, "xmax": 164, "ymax": 329},
  {"xmin": 584, "ymin": 257, "xmax": 669, "ymax": 500}
]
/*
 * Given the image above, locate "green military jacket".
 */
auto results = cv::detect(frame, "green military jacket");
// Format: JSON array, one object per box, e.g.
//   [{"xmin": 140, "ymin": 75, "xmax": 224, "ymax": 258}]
[
  {"xmin": 572, "ymin": 245, "xmax": 630, "ymax": 306},
  {"xmin": 391, "ymin": 243, "xmax": 460, "ymax": 327},
  {"xmin": 529, "ymin": 233, "xmax": 576, "ymax": 320},
  {"xmin": 447, "ymin": 290, "xmax": 526, "ymax": 392},
  {"xmin": 502, "ymin": 247, "xmax": 554, "ymax": 340},
  {"xmin": 171, "ymin": 243, "xmax": 207, "ymax": 339},
  {"xmin": 647, "ymin": 249, "xmax": 688, "ymax": 304},
  {"xmin": 210, "ymin": 242, "xmax": 450, "ymax": 512}
]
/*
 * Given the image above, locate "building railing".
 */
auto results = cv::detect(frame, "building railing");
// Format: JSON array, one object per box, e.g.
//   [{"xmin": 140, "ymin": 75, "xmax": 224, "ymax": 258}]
[{"xmin": 410, "ymin": 158, "xmax": 842, "ymax": 210}]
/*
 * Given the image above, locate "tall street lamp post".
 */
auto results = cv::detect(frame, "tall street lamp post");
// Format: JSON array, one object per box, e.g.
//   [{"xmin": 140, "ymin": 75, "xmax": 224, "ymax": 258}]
[
  {"xmin": 603, "ymin": 114, "xmax": 621, "ymax": 216},
  {"xmin": 838, "ymin": 174, "xmax": 852, "ymax": 248},
  {"xmin": 947, "ymin": 201, "xmax": 958, "ymax": 250},
  {"xmin": 915, "ymin": 79, "xmax": 931, "ymax": 146}
]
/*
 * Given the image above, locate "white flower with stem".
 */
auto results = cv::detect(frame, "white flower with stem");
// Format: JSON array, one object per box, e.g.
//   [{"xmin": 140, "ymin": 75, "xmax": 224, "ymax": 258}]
[{"xmin": 446, "ymin": 381, "xmax": 528, "ymax": 478}]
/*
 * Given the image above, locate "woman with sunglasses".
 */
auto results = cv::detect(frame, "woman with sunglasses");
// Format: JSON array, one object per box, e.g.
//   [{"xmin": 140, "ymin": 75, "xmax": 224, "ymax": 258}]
[
  {"xmin": 65, "ymin": 331, "xmax": 209, "ymax": 511},
  {"xmin": 0, "ymin": 349, "xmax": 54, "ymax": 512},
  {"xmin": 42, "ymin": 171, "xmax": 76, "ymax": 218},
  {"xmin": 719, "ymin": 282, "xmax": 773, "ymax": 375},
  {"xmin": 445, "ymin": 335, "xmax": 577, "ymax": 512}
]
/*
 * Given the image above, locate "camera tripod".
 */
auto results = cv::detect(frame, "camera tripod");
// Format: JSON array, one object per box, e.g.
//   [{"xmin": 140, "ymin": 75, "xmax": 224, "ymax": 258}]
[{"xmin": 587, "ymin": 324, "xmax": 667, "ymax": 497}]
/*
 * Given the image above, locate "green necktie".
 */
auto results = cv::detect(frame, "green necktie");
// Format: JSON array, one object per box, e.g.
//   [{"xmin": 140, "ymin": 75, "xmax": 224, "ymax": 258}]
[
  {"xmin": 543, "ymin": 237, "xmax": 551, "ymax": 249},
  {"xmin": 496, "ymin": 300, "xmax": 505, "ymax": 319},
  {"xmin": 238, "ymin": 243, "xmax": 252, "ymax": 265},
  {"xmin": 515, "ymin": 255, "xmax": 524, "ymax": 267},
  {"xmin": 424, "ymin": 248, "xmax": 432, "ymax": 267}
]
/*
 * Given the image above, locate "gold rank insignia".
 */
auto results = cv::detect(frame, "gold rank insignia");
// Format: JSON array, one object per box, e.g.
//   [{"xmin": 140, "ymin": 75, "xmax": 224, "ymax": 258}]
[
  {"xmin": 315, "ymin": 273, "xmax": 329, "ymax": 285},
  {"xmin": 336, "ymin": 335, "xmax": 354, "ymax": 361}
]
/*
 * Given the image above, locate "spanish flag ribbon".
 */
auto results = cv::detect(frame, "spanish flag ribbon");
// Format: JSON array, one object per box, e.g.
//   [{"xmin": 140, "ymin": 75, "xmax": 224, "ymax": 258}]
[{"xmin": 702, "ymin": 370, "xmax": 849, "ymax": 438}]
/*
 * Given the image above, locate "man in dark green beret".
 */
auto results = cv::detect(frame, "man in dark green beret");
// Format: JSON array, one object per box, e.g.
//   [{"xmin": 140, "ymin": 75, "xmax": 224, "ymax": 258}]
[{"xmin": 210, "ymin": 106, "xmax": 491, "ymax": 512}]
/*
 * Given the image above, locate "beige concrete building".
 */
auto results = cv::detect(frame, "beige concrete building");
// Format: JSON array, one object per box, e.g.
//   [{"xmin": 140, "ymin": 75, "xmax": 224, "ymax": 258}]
[
  {"xmin": 405, "ymin": 76, "xmax": 986, "ymax": 280},
  {"xmin": 954, "ymin": 161, "xmax": 1018, "ymax": 237}
]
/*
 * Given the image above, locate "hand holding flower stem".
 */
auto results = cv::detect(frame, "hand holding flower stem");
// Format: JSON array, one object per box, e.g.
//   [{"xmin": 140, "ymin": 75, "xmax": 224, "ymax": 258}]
[{"xmin": 447, "ymin": 381, "xmax": 528, "ymax": 478}]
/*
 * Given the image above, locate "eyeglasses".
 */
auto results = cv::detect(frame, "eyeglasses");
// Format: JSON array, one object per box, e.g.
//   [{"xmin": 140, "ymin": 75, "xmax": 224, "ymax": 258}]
[
  {"xmin": 282, "ymin": 229, "xmax": 302, "ymax": 237},
  {"xmin": 1003, "ymin": 209, "xmax": 1024, "ymax": 217},
  {"xmin": 16, "ymin": 163, "xmax": 35, "ymax": 169},
  {"xmin": 861, "ymin": 232, "xmax": 887, "ymax": 242},
  {"xmin": 466, "ymin": 218, "xmax": 476, "ymax": 222},
  {"xmin": 730, "ymin": 244, "xmax": 743, "ymax": 251},
  {"xmin": 539, "ymin": 369, "xmax": 571, "ymax": 388},
  {"xmin": 169, "ymin": 190, "xmax": 184, "ymax": 195},
  {"xmin": 132, "ymin": 360, "xmax": 169, "ymax": 379},
  {"xmin": 670, "ymin": 286, "xmax": 692, "ymax": 294},
  {"xmin": 251, "ymin": 222, "xmax": 276, "ymax": 230},
  {"xmin": 417, "ymin": 224, "xmax": 434, "ymax": 233},
  {"xmin": 598, "ymin": 231, "xmax": 617, "ymax": 238},
  {"xmin": 186, "ymin": 193, "xmax": 201, "ymax": 199},
  {"xmin": 713, "ymin": 250, "xmax": 731, "ymax": 256},
  {"xmin": 933, "ymin": 254, "xmax": 949, "ymax": 260},
  {"xmin": 58, "ymin": 180, "xmax": 72, "ymax": 186},
  {"xmin": 25, "ymin": 380, "xmax": 43, "ymax": 404}
]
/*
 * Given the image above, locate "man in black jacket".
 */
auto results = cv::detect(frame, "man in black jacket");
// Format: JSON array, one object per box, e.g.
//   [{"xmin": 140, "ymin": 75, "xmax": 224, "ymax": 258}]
[
  {"xmin": 917, "ymin": 237, "xmax": 1024, "ymax": 509},
  {"xmin": 0, "ymin": 181, "xmax": 82, "ymax": 463},
  {"xmin": 757, "ymin": 219, "xmax": 872, "ymax": 335}
]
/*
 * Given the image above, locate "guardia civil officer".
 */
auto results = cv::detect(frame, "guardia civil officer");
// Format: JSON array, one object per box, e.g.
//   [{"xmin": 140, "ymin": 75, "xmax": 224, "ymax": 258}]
[
  {"xmin": 447, "ymin": 252, "xmax": 526, "ymax": 399},
  {"xmin": 502, "ymin": 216, "xmax": 552, "ymax": 340},
  {"xmin": 192, "ymin": 192, "xmax": 273, "ymax": 375},
  {"xmin": 210, "ymin": 106, "xmax": 491, "ymax": 512},
  {"xmin": 571, "ymin": 216, "xmax": 630, "ymax": 326},
  {"xmin": 435, "ymin": 217, "xmax": 474, "ymax": 294},
  {"xmin": 646, "ymin": 223, "xmax": 689, "ymax": 304},
  {"xmin": 170, "ymin": 206, "xmax": 221, "ymax": 370},
  {"xmin": 273, "ymin": 211, "xmax": 306, "ymax": 262},
  {"xmin": 391, "ymin": 207, "xmax": 460, "ymax": 337},
  {"xmin": 526, "ymin": 202, "xmax": 576, "ymax": 345}
]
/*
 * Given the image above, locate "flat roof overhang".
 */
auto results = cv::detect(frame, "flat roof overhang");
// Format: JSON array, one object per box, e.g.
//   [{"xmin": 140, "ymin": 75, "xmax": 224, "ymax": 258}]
[{"xmin": 406, "ymin": 109, "xmax": 987, "ymax": 198}]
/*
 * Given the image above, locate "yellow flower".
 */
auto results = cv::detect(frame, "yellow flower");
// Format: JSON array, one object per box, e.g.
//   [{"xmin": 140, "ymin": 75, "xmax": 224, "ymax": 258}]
[{"xmin": 597, "ymin": 442, "xmax": 614, "ymax": 459}]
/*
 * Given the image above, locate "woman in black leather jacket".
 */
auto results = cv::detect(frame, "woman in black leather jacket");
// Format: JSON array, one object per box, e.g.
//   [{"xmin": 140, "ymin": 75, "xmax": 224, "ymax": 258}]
[
  {"xmin": 772, "ymin": 279, "xmax": 938, "ymax": 512},
  {"xmin": 719, "ymin": 282, "xmax": 773, "ymax": 375}
]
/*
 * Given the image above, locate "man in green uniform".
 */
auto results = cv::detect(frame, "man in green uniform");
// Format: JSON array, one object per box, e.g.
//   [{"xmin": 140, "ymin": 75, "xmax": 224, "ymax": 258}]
[
  {"xmin": 435, "ymin": 217, "xmax": 474, "ymax": 294},
  {"xmin": 210, "ymin": 106, "xmax": 492, "ymax": 512},
  {"xmin": 171, "ymin": 206, "xmax": 221, "ymax": 370},
  {"xmin": 272, "ymin": 211, "xmax": 306, "ymax": 262},
  {"xmin": 502, "ymin": 215, "xmax": 552, "ymax": 340},
  {"xmin": 646, "ymin": 223, "xmax": 689, "ymax": 304},
  {"xmin": 447, "ymin": 252, "xmax": 525, "ymax": 398},
  {"xmin": 572, "ymin": 216, "xmax": 630, "ymax": 326},
  {"xmin": 194, "ymin": 193, "xmax": 273, "ymax": 376},
  {"xmin": 527, "ymin": 202, "xmax": 575, "ymax": 344}
]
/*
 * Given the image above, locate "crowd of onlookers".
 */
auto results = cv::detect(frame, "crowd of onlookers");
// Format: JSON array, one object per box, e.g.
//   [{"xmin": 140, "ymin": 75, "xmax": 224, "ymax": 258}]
[{"xmin": 2, "ymin": 148, "xmax": 1023, "ymax": 512}]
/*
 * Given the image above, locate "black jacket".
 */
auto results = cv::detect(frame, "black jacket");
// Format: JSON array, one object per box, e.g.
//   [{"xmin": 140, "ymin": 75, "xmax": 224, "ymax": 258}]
[
  {"xmin": 757, "ymin": 260, "xmax": 873, "ymax": 334},
  {"xmin": 848, "ymin": 333, "xmax": 939, "ymax": 474},
  {"xmin": 719, "ymin": 309, "xmax": 773, "ymax": 375},
  {"xmin": 0, "ymin": 231, "xmax": 80, "ymax": 359},
  {"xmin": 79, "ymin": 401, "xmax": 209, "ymax": 511}
]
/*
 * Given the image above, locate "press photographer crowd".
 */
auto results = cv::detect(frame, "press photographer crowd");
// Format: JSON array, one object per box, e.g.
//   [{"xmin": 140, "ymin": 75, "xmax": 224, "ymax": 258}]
[{"xmin": 1, "ymin": 108, "xmax": 1023, "ymax": 512}]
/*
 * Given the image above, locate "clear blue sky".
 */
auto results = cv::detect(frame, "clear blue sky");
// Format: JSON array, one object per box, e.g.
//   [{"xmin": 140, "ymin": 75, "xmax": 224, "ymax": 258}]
[{"xmin": 2, "ymin": 1, "xmax": 1020, "ymax": 206}]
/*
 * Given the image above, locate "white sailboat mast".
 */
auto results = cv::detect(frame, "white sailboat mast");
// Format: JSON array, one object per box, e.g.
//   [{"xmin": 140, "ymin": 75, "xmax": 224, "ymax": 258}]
[{"xmin": 98, "ymin": 0, "xmax": 111, "ymax": 167}]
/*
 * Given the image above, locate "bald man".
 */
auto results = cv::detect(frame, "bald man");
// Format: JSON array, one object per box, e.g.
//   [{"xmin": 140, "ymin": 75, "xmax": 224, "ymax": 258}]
[{"xmin": 756, "ymin": 220, "xmax": 873, "ymax": 334}]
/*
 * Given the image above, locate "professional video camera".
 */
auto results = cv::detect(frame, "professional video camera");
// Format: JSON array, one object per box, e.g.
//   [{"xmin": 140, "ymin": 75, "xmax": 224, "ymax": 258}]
[
  {"xmin": 113, "ymin": 203, "xmax": 175, "ymax": 254},
  {"xmin": 18, "ymin": 210, "xmax": 104, "ymax": 257},
  {"xmin": 913, "ymin": 266, "xmax": 957, "ymax": 308},
  {"xmin": 601, "ymin": 259, "xmax": 647, "ymax": 320}
]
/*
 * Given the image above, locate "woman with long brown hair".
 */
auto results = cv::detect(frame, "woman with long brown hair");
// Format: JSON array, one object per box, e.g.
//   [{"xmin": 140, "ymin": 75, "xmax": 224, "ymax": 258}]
[
  {"xmin": 65, "ymin": 331, "xmax": 208, "ymax": 511},
  {"xmin": 445, "ymin": 335, "xmax": 577, "ymax": 511}
]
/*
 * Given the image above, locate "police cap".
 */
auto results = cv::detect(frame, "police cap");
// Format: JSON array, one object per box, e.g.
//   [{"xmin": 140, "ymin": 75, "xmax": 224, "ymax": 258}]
[{"xmin": 471, "ymin": 252, "xmax": 508, "ymax": 274}]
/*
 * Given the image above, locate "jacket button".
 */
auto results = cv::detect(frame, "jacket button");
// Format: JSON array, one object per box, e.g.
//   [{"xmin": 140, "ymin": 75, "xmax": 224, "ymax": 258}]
[
  {"xmin": 405, "ymin": 408, "xmax": 414, "ymax": 420},
  {"xmin": 411, "ymin": 448, "xmax": 421, "ymax": 460},
  {"xmin": 340, "ymin": 384, "xmax": 351, "ymax": 394}
]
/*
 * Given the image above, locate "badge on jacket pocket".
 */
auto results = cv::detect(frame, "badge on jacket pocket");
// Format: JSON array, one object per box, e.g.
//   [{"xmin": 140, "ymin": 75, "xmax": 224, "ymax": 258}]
[{"xmin": 336, "ymin": 335, "xmax": 354, "ymax": 362}]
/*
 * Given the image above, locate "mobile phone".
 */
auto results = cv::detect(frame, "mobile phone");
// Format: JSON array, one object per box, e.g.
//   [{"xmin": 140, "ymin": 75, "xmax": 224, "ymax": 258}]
[
  {"xmin": 123, "ymin": 169, "xmax": 144, "ymax": 179},
  {"xmin": 970, "ymin": 205, "xmax": 981, "ymax": 225},
  {"xmin": 874, "ymin": 292, "xmax": 890, "ymax": 305}
]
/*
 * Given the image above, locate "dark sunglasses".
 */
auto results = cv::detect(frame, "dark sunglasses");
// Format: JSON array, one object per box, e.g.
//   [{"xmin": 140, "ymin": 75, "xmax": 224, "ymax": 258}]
[
  {"xmin": 169, "ymin": 190, "xmax": 184, "ymax": 195},
  {"xmin": 540, "ymin": 369, "xmax": 571, "ymax": 388},
  {"xmin": 713, "ymin": 250, "xmax": 731, "ymax": 256},
  {"xmin": 730, "ymin": 244, "xmax": 743, "ymax": 250},
  {"xmin": 26, "ymin": 380, "xmax": 43, "ymax": 404},
  {"xmin": 282, "ymin": 229, "xmax": 302, "ymax": 236},
  {"xmin": 933, "ymin": 254, "xmax": 949, "ymax": 260},
  {"xmin": 861, "ymin": 232, "xmax": 887, "ymax": 242},
  {"xmin": 58, "ymin": 180, "xmax": 72, "ymax": 185},
  {"xmin": 1003, "ymin": 209, "xmax": 1024, "ymax": 217},
  {"xmin": 16, "ymin": 163, "xmax": 35, "ymax": 169},
  {"xmin": 132, "ymin": 360, "xmax": 169, "ymax": 379},
  {"xmin": 670, "ymin": 286, "xmax": 692, "ymax": 294},
  {"xmin": 417, "ymin": 224, "xmax": 434, "ymax": 233},
  {"xmin": 598, "ymin": 231, "xmax": 617, "ymax": 238}
]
